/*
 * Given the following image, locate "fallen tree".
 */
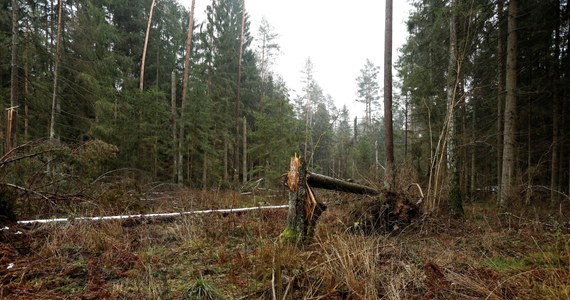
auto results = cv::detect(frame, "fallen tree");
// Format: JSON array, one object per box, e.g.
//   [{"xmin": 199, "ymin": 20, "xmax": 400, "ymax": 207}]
[
  {"xmin": 282, "ymin": 155, "xmax": 422, "ymax": 244},
  {"xmin": 17, "ymin": 205, "xmax": 288, "ymax": 225}
]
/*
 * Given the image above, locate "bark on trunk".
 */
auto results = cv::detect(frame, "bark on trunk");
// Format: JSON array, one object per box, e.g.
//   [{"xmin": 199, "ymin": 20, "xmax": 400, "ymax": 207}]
[
  {"xmin": 550, "ymin": 6, "xmax": 561, "ymax": 205},
  {"xmin": 306, "ymin": 172, "xmax": 379, "ymax": 195},
  {"xmin": 177, "ymin": 0, "xmax": 196, "ymax": 185},
  {"xmin": 282, "ymin": 156, "xmax": 327, "ymax": 245},
  {"xmin": 500, "ymin": 0, "xmax": 518, "ymax": 207},
  {"xmin": 139, "ymin": 0, "xmax": 155, "ymax": 91},
  {"xmin": 383, "ymin": 0, "xmax": 395, "ymax": 188},
  {"xmin": 234, "ymin": 0, "xmax": 246, "ymax": 184},
  {"xmin": 49, "ymin": 0, "xmax": 63, "ymax": 140},
  {"xmin": 8, "ymin": 0, "xmax": 19, "ymax": 153},
  {"xmin": 171, "ymin": 71, "xmax": 177, "ymax": 182},
  {"xmin": 242, "ymin": 116, "xmax": 247, "ymax": 184},
  {"xmin": 446, "ymin": 0, "xmax": 463, "ymax": 217},
  {"xmin": 497, "ymin": 1, "xmax": 505, "ymax": 192}
]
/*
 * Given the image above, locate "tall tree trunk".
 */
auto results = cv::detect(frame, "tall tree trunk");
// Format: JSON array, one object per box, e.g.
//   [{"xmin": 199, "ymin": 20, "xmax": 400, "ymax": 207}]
[
  {"xmin": 24, "ymin": 19, "xmax": 30, "ymax": 142},
  {"xmin": 550, "ymin": 2, "xmax": 561, "ymax": 204},
  {"xmin": 383, "ymin": 0, "xmax": 395, "ymax": 187},
  {"xmin": 460, "ymin": 78, "xmax": 468, "ymax": 196},
  {"xmin": 447, "ymin": 0, "xmax": 463, "ymax": 217},
  {"xmin": 242, "ymin": 116, "xmax": 247, "ymax": 184},
  {"xmin": 526, "ymin": 97, "xmax": 531, "ymax": 205},
  {"xmin": 178, "ymin": 0, "xmax": 196, "ymax": 185},
  {"xmin": 235, "ymin": 0, "xmax": 246, "ymax": 184},
  {"xmin": 224, "ymin": 137, "xmax": 229, "ymax": 182},
  {"xmin": 470, "ymin": 108, "xmax": 476, "ymax": 200},
  {"xmin": 497, "ymin": 1, "xmax": 505, "ymax": 193},
  {"xmin": 500, "ymin": 0, "xmax": 518, "ymax": 207},
  {"xmin": 561, "ymin": 93, "xmax": 567, "ymax": 196},
  {"xmin": 404, "ymin": 92, "xmax": 409, "ymax": 160},
  {"xmin": 202, "ymin": 151, "xmax": 208, "ymax": 190},
  {"xmin": 171, "ymin": 71, "xmax": 177, "ymax": 182},
  {"xmin": 8, "ymin": 0, "xmax": 19, "ymax": 153},
  {"xmin": 139, "ymin": 0, "xmax": 156, "ymax": 91},
  {"xmin": 49, "ymin": 0, "xmax": 63, "ymax": 140}
]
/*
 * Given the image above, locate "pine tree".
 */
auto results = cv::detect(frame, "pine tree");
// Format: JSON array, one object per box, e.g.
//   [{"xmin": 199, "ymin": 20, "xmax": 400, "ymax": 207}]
[
  {"xmin": 256, "ymin": 17, "xmax": 280, "ymax": 96},
  {"xmin": 355, "ymin": 59, "xmax": 380, "ymax": 131}
]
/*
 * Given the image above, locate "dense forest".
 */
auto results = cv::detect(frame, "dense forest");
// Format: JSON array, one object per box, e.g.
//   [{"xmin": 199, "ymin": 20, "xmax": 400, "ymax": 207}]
[
  {"xmin": 1, "ymin": 0, "xmax": 570, "ymax": 298},
  {"xmin": 0, "ymin": 0, "xmax": 569, "ymax": 215},
  {"xmin": 0, "ymin": 0, "xmax": 396, "ymax": 192}
]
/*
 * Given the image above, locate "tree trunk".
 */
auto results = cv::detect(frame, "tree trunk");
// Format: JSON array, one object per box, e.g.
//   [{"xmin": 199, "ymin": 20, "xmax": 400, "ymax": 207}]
[
  {"xmin": 235, "ymin": 0, "xmax": 246, "ymax": 184},
  {"xmin": 202, "ymin": 151, "xmax": 208, "ymax": 190},
  {"xmin": 224, "ymin": 137, "xmax": 229, "ymax": 182},
  {"xmin": 470, "ymin": 108, "xmax": 476, "ymax": 200},
  {"xmin": 177, "ymin": 0, "xmax": 196, "ymax": 185},
  {"xmin": 404, "ymin": 92, "xmax": 409, "ymax": 160},
  {"xmin": 171, "ymin": 71, "xmax": 177, "ymax": 182},
  {"xmin": 500, "ymin": 0, "xmax": 518, "ymax": 207},
  {"xmin": 497, "ymin": 0, "xmax": 505, "ymax": 193},
  {"xmin": 49, "ymin": 0, "xmax": 63, "ymax": 141},
  {"xmin": 139, "ymin": 0, "xmax": 155, "ymax": 91},
  {"xmin": 24, "ymin": 20, "xmax": 30, "ymax": 142},
  {"xmin": 550, "ymin": 4, "xmax": 561, "ymax": 205},
  {"xmin": 282, "ymin": 156, "xmax": 327, "ymax": 245},
  {"xmin": 446, "ymin": 0, "xmax": 463, "ymax": 217},
  {"xmin": 242, "ymin": 116, "xmax": 247, "ymax": 184},
  {"xmin": 306, "ymin": 172, "xmax": 379, "ymax": 195},
  {"xmin": 383, "ymin": 0, "xmax": 395, "ymax": 187},
  {"xmin": 8, "ymin": 0, "xmax": 19, "ymax": 153}
]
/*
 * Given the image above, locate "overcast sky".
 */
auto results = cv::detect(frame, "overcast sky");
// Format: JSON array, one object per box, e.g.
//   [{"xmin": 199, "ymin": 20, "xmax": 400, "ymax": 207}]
[{"xmin": 182, "ymin": 0, "xmax": 412, "ymax": 116}]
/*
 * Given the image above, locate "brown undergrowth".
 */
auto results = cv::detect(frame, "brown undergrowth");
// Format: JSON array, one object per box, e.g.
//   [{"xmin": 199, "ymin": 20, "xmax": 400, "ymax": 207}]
[{"xmin": 1, "ymin": 189, "xmax": 569, "ymax": 299}]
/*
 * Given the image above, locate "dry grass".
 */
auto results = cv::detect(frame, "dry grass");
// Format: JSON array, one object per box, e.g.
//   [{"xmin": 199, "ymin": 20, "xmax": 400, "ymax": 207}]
[{"xmin": 1, "ymin": 189, "xmax": 569, "ymax": 299}]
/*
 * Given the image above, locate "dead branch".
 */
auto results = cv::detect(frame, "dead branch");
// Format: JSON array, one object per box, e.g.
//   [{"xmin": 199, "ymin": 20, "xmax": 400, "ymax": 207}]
[{"xmin": 1, "ymin": 183, "xmax": 50, "ymax": 201}]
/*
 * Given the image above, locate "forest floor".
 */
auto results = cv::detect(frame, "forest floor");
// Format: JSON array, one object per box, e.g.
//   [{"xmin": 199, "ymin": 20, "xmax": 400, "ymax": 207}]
[{"xmin": 1, "ymin": 188, "xmax": 569, "ymax": 299}]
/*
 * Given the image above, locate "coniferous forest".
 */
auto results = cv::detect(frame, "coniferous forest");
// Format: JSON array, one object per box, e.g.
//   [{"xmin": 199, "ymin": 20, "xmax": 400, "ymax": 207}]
[{"xmin": 1, "ymin": 0, "xmax": 569, "ymax": 298}]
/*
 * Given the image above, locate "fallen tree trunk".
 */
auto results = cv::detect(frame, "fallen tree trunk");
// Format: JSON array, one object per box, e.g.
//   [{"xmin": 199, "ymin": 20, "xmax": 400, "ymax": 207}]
[
  {"xmin": 306, "ymin": 172, "xmax": 380, "ymax": 195},
  {"xmin": 18, "ymin": 205, "xmax": 288, "ymax": 225}
]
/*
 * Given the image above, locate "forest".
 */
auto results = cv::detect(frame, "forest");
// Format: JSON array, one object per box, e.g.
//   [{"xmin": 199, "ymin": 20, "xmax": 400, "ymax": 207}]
[{"xmin": 1, "ymin": 0, "xmax": 569, "ymax": 299}]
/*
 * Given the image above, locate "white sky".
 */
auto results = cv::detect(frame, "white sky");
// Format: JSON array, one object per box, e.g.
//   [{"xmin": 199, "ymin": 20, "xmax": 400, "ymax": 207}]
[{"xmin": 181, "ymin": 0, "xmax": 412, "ymax": 117}]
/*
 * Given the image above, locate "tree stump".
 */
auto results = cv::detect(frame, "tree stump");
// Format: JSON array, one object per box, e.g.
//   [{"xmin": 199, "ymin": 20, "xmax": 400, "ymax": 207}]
[{"xmin": 281, "ymin": 155, "xmax": 326, "ymax": 244}]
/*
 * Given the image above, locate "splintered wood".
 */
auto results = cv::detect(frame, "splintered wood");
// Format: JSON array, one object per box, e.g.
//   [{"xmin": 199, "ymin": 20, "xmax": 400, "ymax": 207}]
[
  {"xmin": 287, "ymin": 154, "xmax": 300, "ymax": 191},
  {"xmin": 305, "ymin": 183, "xmax": 317, "ymax": 222}
]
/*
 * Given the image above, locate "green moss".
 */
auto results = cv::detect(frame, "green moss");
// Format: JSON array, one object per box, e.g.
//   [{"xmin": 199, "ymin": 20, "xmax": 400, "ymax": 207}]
[{"xmin": 279, "ymin": 227, "xmax": 300, "ymax": 243}]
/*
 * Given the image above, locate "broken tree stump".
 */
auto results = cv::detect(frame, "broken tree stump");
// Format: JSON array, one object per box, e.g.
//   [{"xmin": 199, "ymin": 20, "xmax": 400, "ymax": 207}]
[
  {"xmin": 281, "ymin": 155, "xmax": 327, "ymax": 244},
  {"xmin": 281, "ymin": 155, "xmax": 384, "ymax": 244},
  {"xmin": 282, "ymin": 155, "xmax": 423, "ymax": 241}
]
